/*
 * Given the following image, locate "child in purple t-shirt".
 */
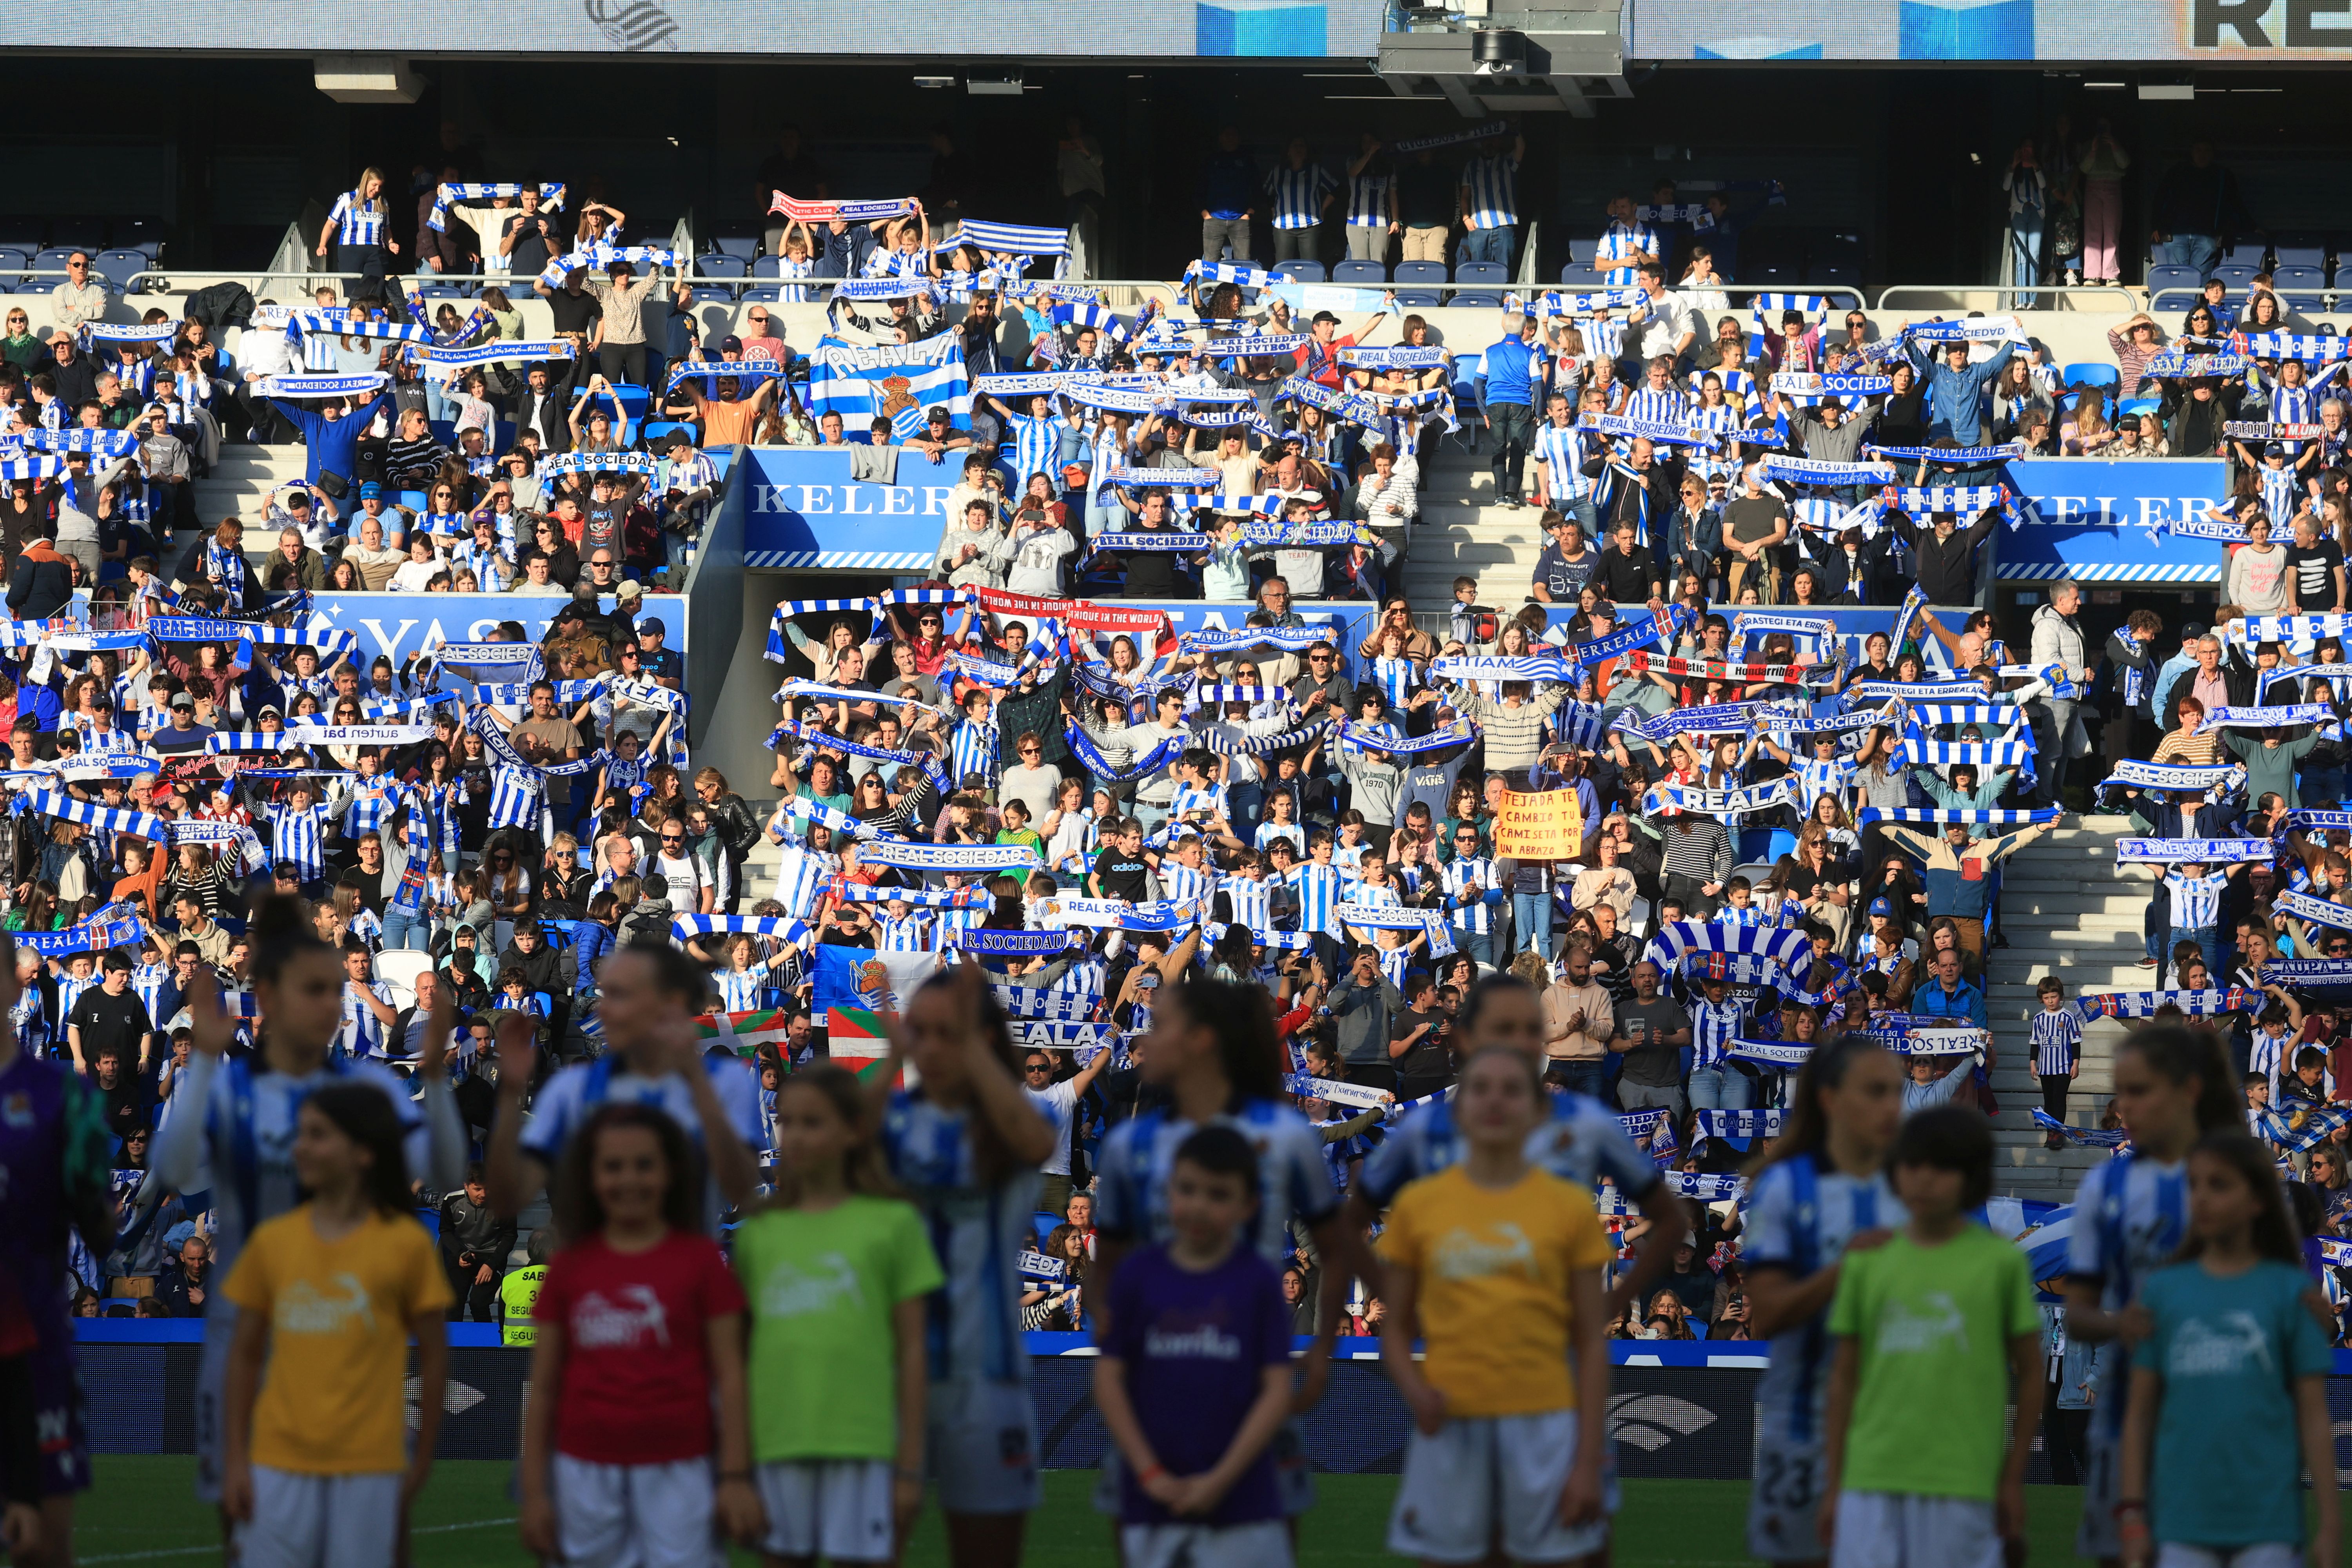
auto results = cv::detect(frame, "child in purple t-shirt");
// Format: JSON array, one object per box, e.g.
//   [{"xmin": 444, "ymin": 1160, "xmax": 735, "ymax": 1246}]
[{"xmin": 1093, "ymin": 1125, "xmax": 1298, "ymax": 1568}]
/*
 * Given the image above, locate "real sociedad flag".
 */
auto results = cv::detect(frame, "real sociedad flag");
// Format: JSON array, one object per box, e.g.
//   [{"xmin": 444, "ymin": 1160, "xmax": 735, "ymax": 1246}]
[{"xmin": 806, "ymin": 334, "xmax": 972, "ymax": 432}]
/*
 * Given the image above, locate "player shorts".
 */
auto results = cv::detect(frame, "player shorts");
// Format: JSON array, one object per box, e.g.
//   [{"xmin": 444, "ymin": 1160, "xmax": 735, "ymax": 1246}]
[
  {"xmin": 927, "ymin": 1377, "xmax": 1040, "ymax": 1517},
  {"xmin": 194, "ymin": 1308, "xmax": 236, "ymax": 1502},
  {"xmin": 1122, "ymin": 1519, "xmax": 1293, "ymax": 1568},
  {"xmin": 1746, "ymin": 1436, "xmax": 1828, "ymax": 1561},
  {"xmin": 552, "ymin": 1453, "xmax": 715, "ymax": 1568},
  {"xmin": 236, "ymin": 1467, "xmax": 401, "ymax": 1568},
  {"xmin": 1829, "ymin": 1491, "xmax": 2000, "ymax": 1568},
  {"xmin": 28, "ymin": 1333, "xmax": 87, "ymax": 1500},
  {"xmin": 2076, "ymin": 1419, "xmax": 2122, "ymax": 1562},
  {"xmin": 1388, "ymin": 1408, "xmax": 1616, "ymax": 1565},
  {"xmin": 2154, "ymin": 1545, "xmax": 2301, "ymax": 1568},
  {"xmin": 756, "ymin": 1459, "xmax": 896, "ymax": 1563},
  {"xmin": 1098, "ymin": 1417, "xmax": 1314, "ymax": 1520}
]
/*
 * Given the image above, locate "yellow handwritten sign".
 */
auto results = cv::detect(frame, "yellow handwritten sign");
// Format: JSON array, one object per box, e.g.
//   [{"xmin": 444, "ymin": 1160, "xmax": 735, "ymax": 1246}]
[{"xmin": 1494, "ymin": 791, "xmax": 1583, "ymax": 860}]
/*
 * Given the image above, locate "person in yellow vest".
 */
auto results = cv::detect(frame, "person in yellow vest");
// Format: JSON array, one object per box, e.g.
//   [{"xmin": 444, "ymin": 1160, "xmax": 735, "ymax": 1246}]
[{"xmin": 497, "ymin": 1230, "xmax": 551, "ymax": 1347}]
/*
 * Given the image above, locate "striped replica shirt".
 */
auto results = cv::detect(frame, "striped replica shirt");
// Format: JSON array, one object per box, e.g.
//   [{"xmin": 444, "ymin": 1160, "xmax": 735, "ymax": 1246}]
[
  {"xmin": 1264, "ymin": 163, "xmax": 1340, "ymax": 230},
  {"xmin": 948, "ymin": 717, "xmax": 1000, "ymax": 788},
  {"xmin": 132, "ymin": 963, "xmax": 172, "ymax": 1029},
  {"xmin": 769, "ymin": 843, "xmax": 832, "ymax": 918},
  {"xmin": 2066, "ymin": 1153, "xmax": 2190, "ymax": 1437},
  {"xmin": 1622, "ymin": 384, "xmax": 1691, "ymax": 426},
  {"xmin": 261, "ymin": 800, "xmax": 332, "ymax": 882},
  {"xmin": 1003, "ymin": 414, "xmax": 1061, "ymax": 486},
  {"xmin": 340, "ymin": 980, "xmax": 395, "ymax": 1059},
  {"xmin": 2248, "ymin": 1027, "xmax": 2292, "ymax": 1096},
  {"xmin": 56, "ymin": 973, "xmax": 97, "ymax": 1029},
  {"xmin": 486, "ymin": 764, "xmax": 544, "ymax": 834},
  {"xmin": 2258, "ymin": 464, "xmax": 2301, "ymax": 525},
  {"xmin": 1712, "ymin": 901, "xmax": 1768, "ymax": 929},
  {"xmin": 875, "ymin": 913, "xmax": 933, "ymax": 953},
  {"xmin": 325, "ymin": 189, "xmax": 387, "ymax": 247},
  {"xmin": 1159, "ymin": 860, "xmax": 1212, "ymax": 911},
  {"xmin": 774, "ymin": 255, "xmax": 814, "ymax": 305},
  {"xmin": 1345, "ymin": 169, "xmax": 1393, "ymax": 229},
  {"xmin": 339, "ymin": 777, "xmax": 410, "ymax": 842},
  {"xmin": 2030, "ymin": 1006, "xmax": 2083, "ymax": 1076},
  {"xmin": 1441, "ymin": 855, "xmax": 1499, "ymax": 936},
  {"xmin": 935, "ymin": 897, "xmax": 985, "ymax": 947},
  {"xmin": 1461, "ymin": 152, "xmax": 1522, "ymax": 230},
  {"xmin": 2161, "ymin": 868, "xmax": 2229, "ymax": 931},
  {"xmin": 1372, "ymin": 655, "xmax": 1418, "ymax": 711},
  {"xmin": 1594, "ymin": 218, "xmax": 1659, "ymax": 287},
  {"xmin": 1376, "ymin": 942, "xmax": 1413, "ymax": 991},
  {"xmin": 1689, "ymin": 993, "xmax": 1746, "ymax": 1069},
  {"xmin": 1217, "ymin": 871, "xmax": 1272, "ymax": 933},
  {"xmin": 1531, "ymin": 422, "xmax": 1592, "ymax": 502},
  {"xmin": 1168, "ymin": 783, "xmax": 1229, "ymax": 835},
  {"xmin": 1286, "ymin": 861, "xmax": 1346, "ymax": 938},
  {"xmin": 1583, "ymin": 317, "xmax": 1628, "ymax": 361}
]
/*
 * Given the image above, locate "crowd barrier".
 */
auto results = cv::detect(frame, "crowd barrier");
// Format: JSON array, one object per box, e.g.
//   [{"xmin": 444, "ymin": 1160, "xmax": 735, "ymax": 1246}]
[{"xmin": 65, "ymin": 1323, "xmax": 2352, "ymax": 1481}]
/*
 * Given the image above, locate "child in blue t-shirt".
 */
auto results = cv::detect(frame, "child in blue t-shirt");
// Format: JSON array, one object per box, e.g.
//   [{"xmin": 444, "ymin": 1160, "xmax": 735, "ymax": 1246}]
[
  {"xmin": 1093, "ymin": 1125, "xmax": 1298, "ymax": 1568},
  {"xmin": 2118, "ymin": 1131, "xmax": 2339, "ymax": 1568}
]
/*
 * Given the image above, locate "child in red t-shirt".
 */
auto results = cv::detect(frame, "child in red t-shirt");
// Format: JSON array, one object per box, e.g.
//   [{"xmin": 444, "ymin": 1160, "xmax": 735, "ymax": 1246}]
[{"xmin": 519, "ymin": 1103, "xmax": 761, "ymax": 1565}]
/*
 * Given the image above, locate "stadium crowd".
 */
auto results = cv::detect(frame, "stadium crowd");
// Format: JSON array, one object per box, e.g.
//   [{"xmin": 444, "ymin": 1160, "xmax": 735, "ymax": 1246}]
[{"xmin": 0, "ymin": 139, "xmax": 2344, "ymax": 1568}]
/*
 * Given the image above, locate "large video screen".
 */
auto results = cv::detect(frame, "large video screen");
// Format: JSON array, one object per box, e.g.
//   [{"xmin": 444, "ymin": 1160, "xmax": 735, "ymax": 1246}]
[
  {"xmin": 0, "ymin": 0, "xmax": 1382, "ymax": 56},
  {"xmin": 1628, "ymin": 0, "xmax": 2352, "ymax": 62}
]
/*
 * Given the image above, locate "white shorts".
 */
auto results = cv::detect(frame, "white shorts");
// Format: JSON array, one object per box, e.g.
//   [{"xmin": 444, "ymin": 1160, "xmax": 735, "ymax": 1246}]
[
  {"xmin": 1387, "ymin": 1408, "xmax": 1616, "ymax": 1565},
  {"xmin": 756, "ymin": 1459, "xmax": 895, "ymax": 1563},
  {"xmin": 236, "ymin": 1467, "xmax": 401, "ymax": 1568},
  {"xmin": 2156, "ymin": 1544, "xmax": 2302, "ymax": 1568},
  {"xmin": 1829, "ymin": 1491, "xmax": 2000, "ymax": 1568},
  {"xmin": 1121, "ymin": 1519, "xmax": 1293, "ymax": 1568},
  {"xmin": 195, "ymin": 1307, "xmax": 238, "ymax": 1503},
  {"xmin": 2077, "ymin": 1419, "xmax": 2122, "ymax": 1561},
  {"xmin": 927, "ymin": 1377, "xmax": 1040, "ymax": 1517},
  {"xmin": 1746, "ymin": 1436, "xmax": 1828, "ymax": 1561},
  {"xmin": 551, "ymin": 1453, "xmax": 717, "ymax": 1568}
]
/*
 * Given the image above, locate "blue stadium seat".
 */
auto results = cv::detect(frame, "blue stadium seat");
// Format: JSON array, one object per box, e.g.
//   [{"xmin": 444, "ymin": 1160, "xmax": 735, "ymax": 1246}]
[
  {"xmin": 1391, "ymin": 289, "xmax": 1442, "ymax": 308},
  {"xmin": 1808, "ymin": 261, "xmax": 1860, "ymax": 290},
  {"xmin": 1272, "ymin": 261, "xmax": 1326, "ymax": 283},
  {"xmin": 1452, "ymin": 261, "xmax": 1508, "ymax": 287},
  {"xmin": 643, "ymin": 421, "xmax": 691, "ymax": 446},
  {"xmin": 0, "ymin": 250, "xmax": 26, "ymax": 282},
  {"xmin": 1392, "ymin": 261, "xmax": 1446, "ymax": 285},
  {"xmin": 92, "ymin": 249, "xmax": 146, "ymax": 291},
  {"xmin": 2118, "ymin": 397, "xmax": 2160, "ymax": 418},
  {"xmin": 2060, "ymin": 363, "xmax": 2119, "ymax": 393},
  {"xmin": 2145, "ymin": 263, "xmax": 2201, "ymax": 297},
  {"xmin": 693, "ymin": 252, "xmax": 747, "ymax": 300},
  {"xmin": 1563, "ymin": 234, "xmax": 1600, "ymax": 266},
  {"xmin": 1557, "ymin": 263, "xmax": 1602, "ymax": 288},
  {"xmin": 1331, "ymin": 260, "xmax": 1385, "ymax": 284},
  {"xmin": 711, "ymin": 235, "xmax": 759, "ymax": 260},
  {"xmin": 396, "ymin": 490, "xmax": 429, "ymax": 514},
  {"xmin": 739, "ymin": 283, "xmax": 787, "ymax": 303},
  {"xmin": 2213, "ymin": 261, "xmax": 2259, "ymax": 291},
  {"xmin": 2276, "ymin": 264, "xmax": 2327, "ymax": 307},
  {"xmin": 428, "ymin": 421, "xmax": 457, "ymax": 447},
  {"xmin": 31, "ymin": 248, "xmax": 78, "ymax": 279},
  {"xmin": 606, "ymin": 383, "xmax": 651, "ymax": 427},
  {"xmin": 417, "ymin": 283, "xmax": 468, "ymax": 299},
  {"xmin": 494, "ymin": 421, "xmax": 516, "ymax": 454},
  {"xmin": 2270, "ymin": 237, "xmax": 2328, "ymax": 271},
  {"xmin": 751, "ymin": 255, "xmax": 783, "ymax": 277}
]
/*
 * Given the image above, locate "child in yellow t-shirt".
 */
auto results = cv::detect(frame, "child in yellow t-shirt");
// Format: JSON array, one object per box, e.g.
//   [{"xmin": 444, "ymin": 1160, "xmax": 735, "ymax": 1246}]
[
  {"xmin": 1377, "ymin": 1045, "xmax": 1615, "ymax": 1566},
  {"xmin": 221, "ymin": 1082, "xmax": 453, "ymax": 1568}
]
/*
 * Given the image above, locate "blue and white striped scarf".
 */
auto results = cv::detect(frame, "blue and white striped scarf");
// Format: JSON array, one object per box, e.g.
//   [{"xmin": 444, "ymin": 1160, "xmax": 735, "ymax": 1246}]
[
  {"xmin": 1575, "ymin": 412, "xmax": 1718, "ymax": 450},
  {"xmin": 1430, "ymin": 655, "xmax": 1570, "ymax": 684},
  {"xmin": 2276, "ymin": 890, "xmax": 2352, "ymax": 931},
  {"xmin": 1724, "ymin": 1037, "xmax": 1814, "ymax": 1069},
  {"xmin": 1902, "ymin": 737, "xmax": 2037, "ymax": 773},
  {"xmin": 284, "ymin": 312, "xmax": 431, "ymax": 347},
  {"xmin": 14, "ymin": 428, "xmax": 139, "ymax": 458},
  {"xmin": 1198, "ymin": 719, "xmax": 1332, "ymax": 757},
  {"xmin": 1856, "ymin": 806, "xmax": 2060, "ymax": 827},
  {"xmin": 1905, "ymin": 702, "xmax": 2031, "ymax": 729},
  {"xmin": 2031, "ymin": 1110, "xmax": 2131, "ymax": 1149},
  {"xmin": 1105, "ymin": 465, "xmax": 1220, "ymax": 490},
  {"xmin": 1866, "ymin": 442, "xmax": 2023, "ymax": 464},
  {"xmin": 1643, "ymin": 777, "xmax": 1800, "ymax": 818},
  {"xmin": 1181, "ymin": 260, "xmax": 1278, "ymax": 289},
  {"xmin": 1172, "ymin": 495, "xmax": 1283, "ymax": 518},
  {"xmin": 1750, "ymin": 292, "xmax": 1831, "ymax": 320},
  {"xmin": 946, "ymin": 220, "xmax": 1069, "ymax": 258},
  {"xmin": 2113, "ymin": 836, "xmax": 2268, "ymax": 865},
  {"xmin": 1904, "ymin": 317, "xmax": 2025, "ymax": 344},
  {"xmin": 973, "ymin": 372, "xmax": 1087, "ymax": 396},
  {"xmin": 2067, "ymin": 986, "xmax": 2256, "ymax": 1023},
  {"xmin": 1050, "ymin": 303, "xmax": 1128, "ymax": 342},
  {"xmin": 2238, "ymin": 333, "xmax": 2349, "ymax": 363},
  {"xmin": 1643, "ymin": 919, "xmax": 1811, "ymax": 976},
  {"xmin": 256, "ymin": 373, "xmax": 385, "ymax": 399},
  {"xmin": 426, "ymin": 182, "xmax": 565, "ymax": 232},
  {"xmin": 1770, "ymin": 703, "xmax": 1900, "ymax": 737},
  {"xmin": 1063, "ymin": 722, "xmax": 1186, "ymax": 786},
  {"xmin": 2257, "ymin": 1103, "xmax": 2352, "ymax": 1151},
  {"xmin": 2196, "ymin": 703, "xmax": 2334, "ymax": 734},
  {"xmin": 2258, "ymin": 665, "xmax": 2352, "ymax": 702},
  {"xmin": 1190, "ymin": 684, "xmax": 1287, "ymax": 706},
  {"xmin": 2100, "ymin": 759, "xmax": 2245, "ymax": 794},
  {"xmin": 19, "ymin": 789, "xmax": 168, "ymax": 843},
  {"xmin": 1611, "ymin": 702, "xmax": 1762, "ymax": 741},
  {"xmin": 1893, "ymin": 484, "xmax": 2012, "ymax": 519},
  {"xmin": 1180, "ymin": 626, "xmax": 1333, "ymax": 656},
  {"xmin": 0, "ymin": 456, "xmax": 67, "ymax": 483},
  {"xmin": 1335, "ymin": 720, "xmax": 1473, "ymax": 756},
  {"xmin": 1539, "ymin": 288, "xmax": 1646, "ymax": 316},
  {"xmin": 535, "ymin": 243, "xmax": 680, "ymax": 289},
  {"xmin": 2231, "ymin": 612, "xmax": 2352, "ymax": 647},
  {"xmin": 672, "ymin": 913, "xmax": 812, "ymax": 944}
]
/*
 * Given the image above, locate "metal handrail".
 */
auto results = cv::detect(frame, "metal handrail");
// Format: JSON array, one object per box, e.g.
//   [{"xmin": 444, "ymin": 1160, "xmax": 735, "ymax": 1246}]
[{"xmin": 1873, "ymin": 283, "xmax": 2143, "ymax": 311}]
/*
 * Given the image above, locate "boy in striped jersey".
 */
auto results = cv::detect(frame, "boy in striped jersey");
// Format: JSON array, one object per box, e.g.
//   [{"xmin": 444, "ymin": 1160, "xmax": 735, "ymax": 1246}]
[
  {"xmin": 260, "ymin": 785, "xmax": 332, "ymax": 895},
  {"xmin": 2030, "ymin": 975, "xmax": 2083, "ymax": 1146},
  {"xmin": 2158, "ymin": 858, "xmax": 2245, "ymax": 987}
]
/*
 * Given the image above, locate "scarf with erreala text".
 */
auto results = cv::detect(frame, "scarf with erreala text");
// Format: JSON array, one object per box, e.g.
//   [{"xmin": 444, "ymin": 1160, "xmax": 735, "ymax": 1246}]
[
  {"xmin": 857, "ymin": 839, "xmax": 1038, "ymax": 875},
  {"xmin": 2149, "ymin": 351, "xmax": 2249, "ymax": 378},
  {"xmin": 1064, "ymin": 720, "xmax": 1186, "ymax": 785},
  {"xmin": 427, "ymin": 182, "xmax": 564, "ymax": 231},
  {"xmin": 1763, "ymin": 454, "xmax": 1897, "ymax": 487},
  {"xmin": 2230, "ymin": 611, "xmax": 2352, "ymax": 647},
  {"xmin": 2238, "ymin": 333, "xmax": 2351, "ymax": 363},
  {"xmin": 14, "ymin": 911, "xmax": 143, "ymax": 960},
  {"xmin": 770, "ymin": 192, "xmax": 911, "ymax": 224},
  {"xmin": 1627, "ymin": 650, "xmax": 1815, "ymax": 684},
  {"xmin": 957, "ymin": 928, "xmax": 1076, "ymax": 957},
  {"xmin": 413, "ymin": 339, "xmax": 574, "ymax": 371},
  {"xmin": 1644, "ymin": 777, "xmax": 1800, "ymax": 818},
  {"xmin": 1198, "ymin": 719, "xmax": 1334, "ymax": 758},
  {"xmin": 2100, "ymin": 760, "xmax": 2245, "ymax": 794},
  {"xmin": 1430, "ymin": 655, "xmax": 1570, "ymax": 684},
  {"xmin": 2067, "ymin": 986, "xmax": 2256, "ymax": 1023},
  {"xmin": 2276, "ymin": 890, "xmax": 2352, "ymax": 931},
  {"xmin": 1563, "ymin": 608, "xmax": 1682, "ymax": 669},
  {"xmin": 1182, "ymin": 260, "xmax": 1278, "ymax": 290},
  {"xmin": 1181, "ymin": 625, "xmax": 1331, "ymax": 655},
  {"xmin": 1336, "ymin": 346, "xmax": 1447, "ymax": 369},
  {"xmin": 257, "ymin": 373, "xmax": 385, "ymax": 399},
  {"xmin": 2113, "ymin": 837, "xmax": 2270, "ymax": 865},
  {"xmin": 1390, "ymin": 120, "xmax": 1511, "ymax": 155},
  {"xmin": 1574, "ymin": 413, "xmax": 1718, "ymax": 451},
  {"xmin": 1864, "ymin": 441, "xmax": 2022, "ymax": 464},
  {"xmin": 2195, "ymin": 703, "xmax": 2334, "ymax": 734},
  {"xmin": 1855, "ymin": 806, "xmax": 2060, "ymax": 827}
]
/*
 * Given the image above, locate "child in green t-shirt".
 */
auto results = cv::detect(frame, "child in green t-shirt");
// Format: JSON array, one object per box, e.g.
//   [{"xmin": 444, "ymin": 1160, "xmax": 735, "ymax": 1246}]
[
  {"xmin": 995, "ymin": 798, "xmax": 1045, "ymax": 858},
  {"xmin": 733, "ymin": 1064, "xmax": 944, "ymax": 1564},
  {"xmin": 2118, "ymin": 1131, "xmax": 2339, "ymax": 1568},
  {"xmin": 1818, "ymin": 1106, "xmax": 2043, "ymax": 1568}
]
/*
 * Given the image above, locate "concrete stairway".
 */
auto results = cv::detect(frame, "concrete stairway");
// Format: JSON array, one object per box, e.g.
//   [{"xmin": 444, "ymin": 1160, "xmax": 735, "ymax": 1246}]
[
  {"xmin": 1398, "ymin": 436, "xmax": 1553, "ymax": 610},
  {"xmin": 1984, "ymin": 814, "xmax": 2149, "ymax": 1204},
  {"xmin": 191, "ymin": 439, "xmax": 309, "ymax": 537}
]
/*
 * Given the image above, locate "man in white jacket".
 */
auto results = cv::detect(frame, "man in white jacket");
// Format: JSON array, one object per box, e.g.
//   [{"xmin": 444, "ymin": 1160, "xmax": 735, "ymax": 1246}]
[{"xmin": 2027, "ymin": 578, "xmax": 2093, "ymax": 808}]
